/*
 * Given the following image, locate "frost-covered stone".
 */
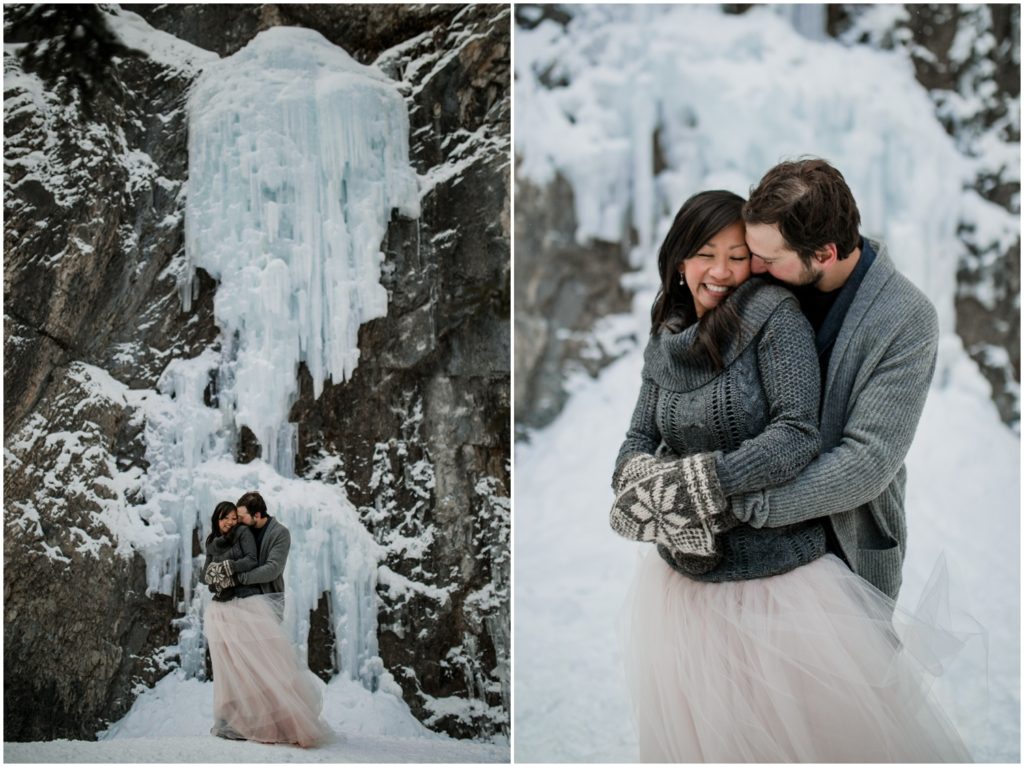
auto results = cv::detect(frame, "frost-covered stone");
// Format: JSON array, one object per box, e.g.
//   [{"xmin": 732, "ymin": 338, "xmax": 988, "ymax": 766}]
[
  {"xmin": 4, "ymin": 363, "xmax": 177, "ymax": 741},
  {"xmin": 4, "ymin": 5, "xmax": 218, "ymax": 740},
  {"xmin": 292, "ymin": 5, "xmax": 511, "ymax": 738}
]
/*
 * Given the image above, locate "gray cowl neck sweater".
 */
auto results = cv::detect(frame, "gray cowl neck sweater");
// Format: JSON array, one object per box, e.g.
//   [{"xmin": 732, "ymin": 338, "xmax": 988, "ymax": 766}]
[{"xmin": 616, "ymin": 278, "xmax": 827, "ymax": 582}]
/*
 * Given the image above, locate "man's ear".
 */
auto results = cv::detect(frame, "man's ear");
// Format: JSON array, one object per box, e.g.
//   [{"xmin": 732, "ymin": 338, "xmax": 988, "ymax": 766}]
[{"xmin": 814, "ymin": 243, "xmax": 838, "ymax": 266}]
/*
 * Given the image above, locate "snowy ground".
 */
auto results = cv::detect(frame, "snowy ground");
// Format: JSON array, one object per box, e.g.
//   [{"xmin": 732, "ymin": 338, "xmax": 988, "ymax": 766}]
[
  {"xmin": 513, "ymin": 309, "xmax": 1020, "ymax": 763},
  {"xmin": 5, "ymin": 672, "xmax": 508, "ymax": 763},
  {"xmin": 4, "ymin": 736, "xmax": 504, "ymax": 764}
]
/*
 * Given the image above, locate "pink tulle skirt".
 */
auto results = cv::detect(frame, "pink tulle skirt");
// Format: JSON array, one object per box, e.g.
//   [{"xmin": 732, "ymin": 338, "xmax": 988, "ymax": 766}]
[
  {"xmin": 624, "ymin": 551, "xmax": 973, "ymax": 763},
  {"xmin": 205, "ymin": 595, "xmax": 333, "ymax": 748}
]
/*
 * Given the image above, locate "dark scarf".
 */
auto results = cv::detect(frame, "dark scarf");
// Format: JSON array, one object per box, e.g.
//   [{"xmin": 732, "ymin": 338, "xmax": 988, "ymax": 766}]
[
  {"xmin": 813, "ymin": 237, "xmax": 876, "ymax": 368},
  {"xmin": 253, "ymin": 517, "xmax": 272, "ymax": 553}
]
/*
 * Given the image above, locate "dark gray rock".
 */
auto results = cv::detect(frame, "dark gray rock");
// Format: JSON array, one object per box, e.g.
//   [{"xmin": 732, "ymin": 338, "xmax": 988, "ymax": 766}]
[
  {"xmin": 4, "ymin": 7, "xmax": 217, "ymax": 741},
  {"xmin": 123, "ymin": 3, "xmax": 462, "ymax": 65},
  {"xmin": 4, "ymin": 363, "xmax": 177, "ymax": 741},
  {"xmin": 513, "ymin": 171, "xmax": 634, "ymax": 434},
  {"xmin": 307, "ymin": 592, "xmax": 336, "ymax": 682},
  {"xmin": 120, "ymin": 4, "xmax": 265, "ymax": 59}
]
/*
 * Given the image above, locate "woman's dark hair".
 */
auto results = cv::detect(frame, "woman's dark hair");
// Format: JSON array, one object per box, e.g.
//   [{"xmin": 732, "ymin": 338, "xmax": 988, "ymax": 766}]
[
  {"xmin": 743, "ymin": 157, "xmax": 860, "ymax": 263},
  {"xmin": 650, "ymin": 190, "xmax": 749, "ymax": 369},
  {"xmin": 206, "ymin": 501, "xmax": 237, "ymax": 547}
]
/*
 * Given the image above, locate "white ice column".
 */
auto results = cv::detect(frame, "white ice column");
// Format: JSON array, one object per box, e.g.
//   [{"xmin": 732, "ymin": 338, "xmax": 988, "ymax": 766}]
[
  {"xmin": 630, "ymin": 74, "xmax": 656, "ymax": 251},
  {"xmin": 183, "ymin": 26, "xmax": 420, "ymax": 471},
  {"xmin": 775, "ymin": 5, "xmax": 829, "ymax": 41}
]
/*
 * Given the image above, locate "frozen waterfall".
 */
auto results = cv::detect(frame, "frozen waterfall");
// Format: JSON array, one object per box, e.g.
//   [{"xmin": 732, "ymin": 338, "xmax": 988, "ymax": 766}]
[
  {"xmin": 182, "ymin": 26, "xmax": 420, "ymax": 473},
  {"xmin": 131, "ymin": 26, "xmax": 419, "ymax": 687}
]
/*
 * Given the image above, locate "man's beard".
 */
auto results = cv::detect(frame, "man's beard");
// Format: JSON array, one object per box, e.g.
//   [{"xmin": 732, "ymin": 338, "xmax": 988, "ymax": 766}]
[
  {"xmin": 757, "ymin": 262, "xmax": 823, "ymax": 289},
  {"xmin": 793, "ymin": 262, "xmax": 824, "ymax": 288}
]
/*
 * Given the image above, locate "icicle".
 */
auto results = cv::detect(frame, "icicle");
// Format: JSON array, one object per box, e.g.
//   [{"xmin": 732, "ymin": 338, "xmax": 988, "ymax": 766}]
[
  {"xmin": 774, "ymin": 5, "xmax": 829, "ymax": 41},
  {"xmin": 185, "ymin": 26, "xmax": 419, "ymax": 443}
]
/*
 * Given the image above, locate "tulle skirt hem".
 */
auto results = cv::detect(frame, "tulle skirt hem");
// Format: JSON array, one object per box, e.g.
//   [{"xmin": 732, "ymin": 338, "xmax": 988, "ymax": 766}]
[
  {"xmin": 624, "ymin": 552, "xmax": 973, "ymax": 763},
  {"xmin": 206, "ymin": 595, "xmax": 334, "ymax": 748}
]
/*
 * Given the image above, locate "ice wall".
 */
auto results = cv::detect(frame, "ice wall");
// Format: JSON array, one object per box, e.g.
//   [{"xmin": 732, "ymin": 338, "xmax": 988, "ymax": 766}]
[
  {"xmin": 516, "ymin": 5, "xmax": 1018, "ymax": 352},
  {"xmin": 182, "ymin": 26, "xmax": 420, "ymax": 472},
  {"xmin": 774, "ymin": 5, "xmax": 828, "ymax": 41},
  {"xmin": 126, "ymin": 26, "xmax": 419, "ymax": 685},
  {"xmin": 123, "ymin": 344, "xmax": 384, "ymax": 683}
]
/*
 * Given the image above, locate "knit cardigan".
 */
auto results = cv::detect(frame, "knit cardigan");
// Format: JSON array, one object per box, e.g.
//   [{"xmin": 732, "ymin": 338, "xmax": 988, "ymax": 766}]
[
  {"xmin": 731, "ymin": 243, "xmax": 939, "ymax": 600},
  {"xmin": 235, "ymin": 517, "xmax": 291, "ymax": 596},
  {"xmin": 615, "ymin": 278, "xmax": 827, "ymax": 582}
]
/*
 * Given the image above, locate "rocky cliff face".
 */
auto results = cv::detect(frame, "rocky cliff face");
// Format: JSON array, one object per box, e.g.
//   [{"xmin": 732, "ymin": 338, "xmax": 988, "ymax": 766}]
[
  {"xmin": 840, "ymin": 4, "xmax": 1020, "ymax": 428},
  {"xmin": 514, "ymin": 170, "xmax": 634, "ymax": 436},
  {"xmin": 5, "ymin": 6, "xmax": 218, "ymax": 739},
  {"xmin": 4, "ymin": 3, "xmax": 509, "ymax": 742},
  {"xmin": 513, "ymin": 5, "xmax": 636, "ymax": 437},
  {"xmin": 289, "ymin": 4, "xmax": 511, "ymax": 737}
]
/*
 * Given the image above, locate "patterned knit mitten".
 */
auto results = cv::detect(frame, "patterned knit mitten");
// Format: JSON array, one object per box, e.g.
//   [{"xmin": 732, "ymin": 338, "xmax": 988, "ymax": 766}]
[
  {"xmin": 667, "ymin": 452, "xmax": 737, "ymax": 540},
  {"xmin": 610, "ymin": 453, "xmax": 718, "ymax": 559},
  {"xmin": 203, "ymin": 560, "xmax": 231, "ymax": 586},
  {"xmin": 658, "ymin": 543, "xmax": 721, "ymax": 577}
]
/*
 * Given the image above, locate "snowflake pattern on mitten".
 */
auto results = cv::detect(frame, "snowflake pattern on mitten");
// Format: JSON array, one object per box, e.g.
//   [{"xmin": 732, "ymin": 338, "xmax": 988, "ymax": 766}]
[
  {"xmin": 204, "ymin": 560, "xmax": 234, "ymax": 588},
  {"xmin": 610, "ymin": 452, "xmax": 734, "ymax": 573}
]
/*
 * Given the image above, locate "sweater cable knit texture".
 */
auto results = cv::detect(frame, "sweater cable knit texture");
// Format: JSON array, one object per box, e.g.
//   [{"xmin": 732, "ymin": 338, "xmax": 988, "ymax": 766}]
[{"xmin": 616, "ymin": 278, "xmax": 827, "ymax": 582}]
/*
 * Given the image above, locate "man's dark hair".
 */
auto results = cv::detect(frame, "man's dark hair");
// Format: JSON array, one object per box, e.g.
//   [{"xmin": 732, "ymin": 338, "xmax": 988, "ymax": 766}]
[
  {"xmin": 743, "ymin": 158, "xmax": 861, "ymax": 264},
  {"xmin": 236, "ymin": 491, "xmax": 269, "ymax": 519}
]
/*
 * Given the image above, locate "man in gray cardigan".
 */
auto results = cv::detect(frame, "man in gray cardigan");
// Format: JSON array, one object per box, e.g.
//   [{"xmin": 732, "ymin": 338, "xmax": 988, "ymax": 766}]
[
  {"xmin": 226, "ymin": 491, "xmax": 291, "ymax": 617},
  {"xmin": 728, "ymin": 158, "xmax": 939, "ymax": 601}
]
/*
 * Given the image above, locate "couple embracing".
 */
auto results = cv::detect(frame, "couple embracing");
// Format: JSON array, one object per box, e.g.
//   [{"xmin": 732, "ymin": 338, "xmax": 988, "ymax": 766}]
[
  {"xmin": 202, "ymin": 491, "xmax": 332, "ymax": 748},
  {"xmin": 611, "ymin": 158, "xmax": 974, "ymax": 761}
]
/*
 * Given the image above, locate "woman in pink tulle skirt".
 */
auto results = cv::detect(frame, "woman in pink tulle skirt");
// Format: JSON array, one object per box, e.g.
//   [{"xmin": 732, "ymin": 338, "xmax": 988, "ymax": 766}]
[
  {"xmin": 610, "ymin": 188, "xmax": 972, "ymax": 762},
  {"xmin": 201, "ymin": 502, "xmax": 332, "ymax": 748}
]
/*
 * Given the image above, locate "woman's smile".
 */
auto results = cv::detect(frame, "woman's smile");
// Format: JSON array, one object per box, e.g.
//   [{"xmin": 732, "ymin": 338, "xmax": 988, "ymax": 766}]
[
  {"xmin": 697, "ymin": 281, "xmax": 736, "ymax": 308},
  {"xmin": 682, "ymin": 220, "xmax": 751, "ymax": 317},
  {"xmin": 702, "ymin": 282, "xmax": 733, "ymax": 295}
]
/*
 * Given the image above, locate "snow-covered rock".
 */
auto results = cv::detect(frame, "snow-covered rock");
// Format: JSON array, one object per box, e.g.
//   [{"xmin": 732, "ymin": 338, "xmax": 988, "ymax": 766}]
[
  {"xmin": 839, "ymin": 4, "xmax": 1020, "ymax": 429},
  {"xmin": 4, "ymin": 3, "xmax": 509, "ymax": 748}
]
